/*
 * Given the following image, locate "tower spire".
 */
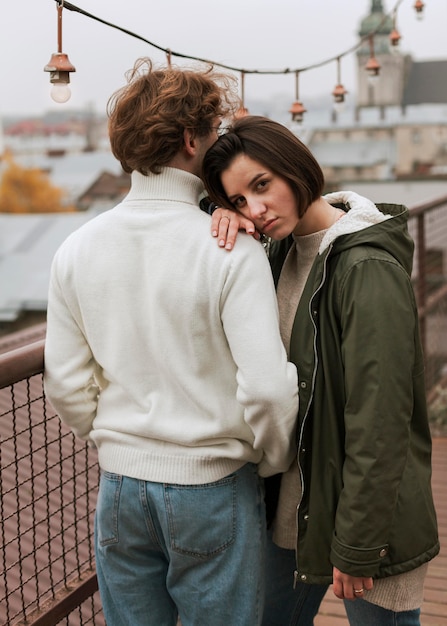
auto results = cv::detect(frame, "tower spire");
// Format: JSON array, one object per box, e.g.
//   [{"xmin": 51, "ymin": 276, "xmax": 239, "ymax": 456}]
[{"xmin": 371, "ymin": 0, "xmax": 385, "ymax": 13}]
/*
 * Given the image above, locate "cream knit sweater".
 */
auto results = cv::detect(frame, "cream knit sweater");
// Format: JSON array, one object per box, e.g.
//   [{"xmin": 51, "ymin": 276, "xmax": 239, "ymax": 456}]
[{"xmin": 44, "ymin": 167, "xmax": 299, "ymax": 484}]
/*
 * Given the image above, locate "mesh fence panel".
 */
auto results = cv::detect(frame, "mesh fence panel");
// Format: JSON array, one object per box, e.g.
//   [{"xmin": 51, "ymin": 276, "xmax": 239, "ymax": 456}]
[{"xmin": 0, "ymin": 371, "xmax": 104, "ymax": 626}]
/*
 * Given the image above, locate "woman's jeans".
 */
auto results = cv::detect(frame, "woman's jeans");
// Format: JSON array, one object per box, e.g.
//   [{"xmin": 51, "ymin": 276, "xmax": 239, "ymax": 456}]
[
  {"xmin": 344, "ymin": 599, "xmax": 421, "ymax": 626},
  {"xmin": 262, "ymin": 531, "xmax": 328, "ymax": 625},
  {"xmin": 94, "ymin": 462, "xmax": 266, "ymax": 626}
]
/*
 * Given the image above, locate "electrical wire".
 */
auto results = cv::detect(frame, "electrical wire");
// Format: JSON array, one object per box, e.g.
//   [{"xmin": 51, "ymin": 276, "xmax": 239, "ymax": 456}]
[{"xmin": 54, "ymin": 0, "xmax": 406, "ymax": 77}]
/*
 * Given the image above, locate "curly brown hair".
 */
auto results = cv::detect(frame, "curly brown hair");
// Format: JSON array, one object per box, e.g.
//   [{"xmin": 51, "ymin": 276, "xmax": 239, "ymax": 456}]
[{"xmin": 107, "ymin": 58, "xmax": 240, "ymax": 175}]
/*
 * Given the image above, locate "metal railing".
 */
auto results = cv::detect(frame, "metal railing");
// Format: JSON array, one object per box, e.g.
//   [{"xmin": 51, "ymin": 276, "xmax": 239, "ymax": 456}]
[
  {"xmin": 0, "ymin": 194, "xmax": 446, "ymax": 625},
  {"xmin": 409, "ymin": 194, "xmax": 447, "ymax": 406},
  {"xmin": 0, "ymin": 341, "xmax": 104, "ymax": 625}
]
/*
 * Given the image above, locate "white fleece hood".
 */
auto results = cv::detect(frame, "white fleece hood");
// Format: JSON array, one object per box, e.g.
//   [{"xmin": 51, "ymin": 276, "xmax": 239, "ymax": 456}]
[{"xmin": 319, "ymin": 191, "xmax": 393, "ymax": 255}]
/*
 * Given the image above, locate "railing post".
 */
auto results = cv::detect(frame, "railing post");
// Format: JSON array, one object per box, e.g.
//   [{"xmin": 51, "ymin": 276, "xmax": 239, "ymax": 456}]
[{"xmin": 416, "ymin": 212, "xmax": 426, "ymax": 357}]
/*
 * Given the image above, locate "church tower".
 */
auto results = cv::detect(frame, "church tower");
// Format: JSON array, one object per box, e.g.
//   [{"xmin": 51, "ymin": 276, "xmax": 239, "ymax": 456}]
[{"xmin": 356, "ymin": 0, "xmax": 408, "ymax": 110}]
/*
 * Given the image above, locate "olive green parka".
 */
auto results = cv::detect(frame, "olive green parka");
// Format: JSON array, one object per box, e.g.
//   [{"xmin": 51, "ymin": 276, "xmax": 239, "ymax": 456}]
[{"xmin": 268, "ymin": 191, "xmax": 439, "ymax": 585}]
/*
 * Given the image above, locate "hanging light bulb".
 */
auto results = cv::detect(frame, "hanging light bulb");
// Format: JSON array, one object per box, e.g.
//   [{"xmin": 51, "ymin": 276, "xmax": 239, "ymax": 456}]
[
  {"xmin": 289, "ymin": 71, "xmax": 307, "ymax": 123},
  {"xmin": 389, "ymin": 10, "xmax": 402, "ymax": 51},
  {"xmin": 389, "ymin": 28, "xmax": 402, "ymax": 52},
  {"xmin": 365, "ymin": 56, "xmax": 381, "ymax": 83},
  {"xmin": 44, "ymin": 1, "xmax": 76, "ymax": 104},
  {"xmin": 389, "ymin": 28, "xmax": 401, "ymax": 47},
  {"xmin": 50, "ymin": 79, "xmax": 72, "ymax": 103},
  {"xmin": 45, "ymin": 52, "xmax": 76, "ymax": 103},
  {"xmin": 332, "ymin": 85, "xmax": 348, "ymax": 113},
  {"xmin": 234, "ymin": 107, "xmax": 249, "ymax": 119},
  {"xmin": 365, "ymin": 35, "xmax": 381, "ymax": 84},
  {"xmin": 332, "ymin": 57, "xmax": 348, "ymax": 112},
  {"xmin": 234, "ymin": 71, "xmax": 249, "ymax": 119},
  {"xmin": 414, "ymin": 0, "xmax": 425, "ymax": 20},
  {"xmin": 166, "ymin": 49, "xmax": 172, "ymax": 68},
  {"xmin": 289, "ymin": 101, "xmax": 307, "ymax": 123}
]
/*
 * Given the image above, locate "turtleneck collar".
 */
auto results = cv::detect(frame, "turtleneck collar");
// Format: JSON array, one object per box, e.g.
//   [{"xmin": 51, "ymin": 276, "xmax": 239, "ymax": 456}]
[
  {"xmin": 293, "ymin": 229, "xmax": 328, "ymax": 261},
  {"xmin": 124, "ymin": 167, "xmax": 205, "ymax": 207}
]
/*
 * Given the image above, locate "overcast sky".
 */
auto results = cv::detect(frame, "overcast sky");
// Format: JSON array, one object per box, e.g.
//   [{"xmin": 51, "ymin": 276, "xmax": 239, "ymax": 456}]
[{"xmin": 1, "ymin": 0, "xmax": 446, "ymax": 118}]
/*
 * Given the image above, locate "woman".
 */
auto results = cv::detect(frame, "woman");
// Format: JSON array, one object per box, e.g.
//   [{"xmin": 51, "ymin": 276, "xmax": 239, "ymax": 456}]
[{"xmin": 201, "ymin": 116, "xmax": 439, "ymax": 626}]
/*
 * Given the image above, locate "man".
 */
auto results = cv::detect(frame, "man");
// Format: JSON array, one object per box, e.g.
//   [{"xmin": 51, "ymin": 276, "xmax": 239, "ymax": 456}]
[{"xmin": 44, "ymin": 59, "xmax": 299, "ymax": 626}]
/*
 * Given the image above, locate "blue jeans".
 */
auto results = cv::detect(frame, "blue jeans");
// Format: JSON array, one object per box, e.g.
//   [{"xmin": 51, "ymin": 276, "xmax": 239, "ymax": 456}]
[
  {"xmin": 94, "ymin": 463, "xmax": 266, "ymax": 626},
  {"xmin": 344, "ymin": 598, "xmax": 421, "ymax": 626},
  {"xmin": 262, "ymin": 531, "xmax": 328, "ymax": 626}
]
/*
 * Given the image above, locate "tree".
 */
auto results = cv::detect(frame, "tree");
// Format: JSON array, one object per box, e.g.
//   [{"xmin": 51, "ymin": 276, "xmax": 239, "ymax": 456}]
[{"xmin": 0, "ymin": 152, "xmax": 76, "ymax": 213}]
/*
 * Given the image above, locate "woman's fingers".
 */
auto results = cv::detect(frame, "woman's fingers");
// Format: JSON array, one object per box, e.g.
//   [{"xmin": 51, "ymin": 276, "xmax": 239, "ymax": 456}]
[
  {"xmin": 210, "ymin": 208, "xmax": 257, "ymax": 250},
  {"xmin": 332, "ymin": 567, "xmax": 374, "ymax": 600}
]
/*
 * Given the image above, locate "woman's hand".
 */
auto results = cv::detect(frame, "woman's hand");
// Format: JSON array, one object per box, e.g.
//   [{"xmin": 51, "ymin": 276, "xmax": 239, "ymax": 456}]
[
  {"xmin": 332, "ymin": 567, "xmax": 373, "ymax": 600},
  {"xmin": 211, "ymin": 207, "xmax": 259, "ymax": 251}
]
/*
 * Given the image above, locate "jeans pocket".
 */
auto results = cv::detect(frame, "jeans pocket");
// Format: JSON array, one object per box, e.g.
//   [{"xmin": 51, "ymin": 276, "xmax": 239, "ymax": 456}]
[
  {"xmin": 96, "ymin": 471, "xmax": 122, "ymax": 546},
  {"xmin": 165, "ymin": 474, "xmax": 236, "ymax": 558}
]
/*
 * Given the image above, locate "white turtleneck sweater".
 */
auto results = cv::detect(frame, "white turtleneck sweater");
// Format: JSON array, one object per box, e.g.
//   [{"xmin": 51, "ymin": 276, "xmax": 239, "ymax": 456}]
[{"xmin": 44, "ymin": 167, "xmax": 298, "ymax": 484}]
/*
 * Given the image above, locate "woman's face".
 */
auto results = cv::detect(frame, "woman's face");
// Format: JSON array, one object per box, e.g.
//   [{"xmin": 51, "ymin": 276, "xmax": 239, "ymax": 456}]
[{"xmin": 220, "ymin": 154, "xmax": 300, "ymax": 240}]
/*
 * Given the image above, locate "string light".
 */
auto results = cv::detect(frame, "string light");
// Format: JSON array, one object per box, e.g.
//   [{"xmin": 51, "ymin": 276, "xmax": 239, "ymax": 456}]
[
  {"xmin": 234, "ymin": 71, "xmax": 249, "ymax": 119},
  {"xmin": 44, "ymin": 1, "xmax": 76, "ymax": 103},
  {"xmin": 289, "ymin": 71, "xmax": 307, "ymax": 124},
  {"xmin": 390, "ymin": 9, "xmax": 402, "ymax": 50},
  {"xmin": 166, "ymin": 49, "xmax": 172, "ymax": 69},
  {"xmin": 47, "ymin": 0, "xmax": 426, "ymax": 114},
  {"xmin": 365, "ymin": 35, "xmax": 381, "ymax": 84},
  {"xmin": 414, "ymin": 0, "xmax": 425, "ymax": 20},
  {"xmin": 332, "ymin": 57, "xmax": 348, "ymax": 112}
]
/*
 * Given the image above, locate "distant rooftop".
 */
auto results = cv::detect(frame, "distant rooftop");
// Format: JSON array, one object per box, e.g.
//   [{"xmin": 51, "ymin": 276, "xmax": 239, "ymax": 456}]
[
  {"xmin": 402, "ymin": 60, "xmax": 447, "ymax": 107},
  {"xmin": 6, "ymin": 149, "xmax": 124, "ymax": 204},
  {"xmin": 310, "ymin": 138, "xmax": 396, "ymax": 170},
  {"xmin": 0, "ymin": 211, "xmax": 100, "ymax": 322}
]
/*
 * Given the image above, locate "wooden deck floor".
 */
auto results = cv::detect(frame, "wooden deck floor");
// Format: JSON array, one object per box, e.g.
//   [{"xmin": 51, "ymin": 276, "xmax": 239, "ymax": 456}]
[{"xmin": 315, "ymin": 436, "xmax": 447, "ymax": 626}]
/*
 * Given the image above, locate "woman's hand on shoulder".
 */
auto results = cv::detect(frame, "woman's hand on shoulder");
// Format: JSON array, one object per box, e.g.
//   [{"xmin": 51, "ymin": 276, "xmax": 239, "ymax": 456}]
[{"xmin": 211, "ymin": 207, "xmax": 259, "ymax": 251}]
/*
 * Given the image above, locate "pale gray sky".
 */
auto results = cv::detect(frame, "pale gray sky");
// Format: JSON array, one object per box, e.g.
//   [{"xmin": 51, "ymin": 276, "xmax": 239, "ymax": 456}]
[{"xmin": 1, "ymin": 0, "xmax": 446, "ymax": 117}]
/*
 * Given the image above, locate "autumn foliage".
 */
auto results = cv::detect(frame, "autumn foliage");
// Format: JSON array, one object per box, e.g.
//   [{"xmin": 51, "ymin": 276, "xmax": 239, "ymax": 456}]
[{"xmin": 0, "ymin": 152, "xmax": 76, "ymax": 213}]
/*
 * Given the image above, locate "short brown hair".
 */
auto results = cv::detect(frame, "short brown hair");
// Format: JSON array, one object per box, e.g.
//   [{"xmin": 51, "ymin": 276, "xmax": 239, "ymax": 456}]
[
  {"xmin": 107, "ymin": 58, "xmax": 239, "ymax": 175},
  {"xmin": 202, "ymin": 115, "xmax": 325, "ymax": 218}
]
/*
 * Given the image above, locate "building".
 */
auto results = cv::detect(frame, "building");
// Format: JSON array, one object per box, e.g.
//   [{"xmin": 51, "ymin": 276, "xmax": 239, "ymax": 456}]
[
  {"xmin": 295, "ymin": 0, "xmax": 447, "ymax": 186},
  {"xmin": 0, "ymin": 150, "xmax": 129, "ymax": 335}
]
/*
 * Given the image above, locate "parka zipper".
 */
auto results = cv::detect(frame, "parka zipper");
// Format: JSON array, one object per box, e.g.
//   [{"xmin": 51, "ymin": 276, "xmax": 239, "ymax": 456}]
[{"xmin": 294, "ymin": 243, "xmax": 333, "ymax": 584}]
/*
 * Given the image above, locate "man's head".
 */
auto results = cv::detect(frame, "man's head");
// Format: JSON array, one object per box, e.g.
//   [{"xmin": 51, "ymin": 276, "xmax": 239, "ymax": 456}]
[{"xmin": 107, "ymin": 58, "xmax": 239, "ymax": 176}]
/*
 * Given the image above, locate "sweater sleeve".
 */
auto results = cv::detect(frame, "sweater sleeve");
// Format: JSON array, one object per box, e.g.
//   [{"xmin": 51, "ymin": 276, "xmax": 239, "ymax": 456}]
[
  {"xmin": 220, "ymin": 237, "xmax": 299, "ymax": 477},
  {"xmin": 44, "ymin": 250, "xmax": 101, "ymax": 441}
]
